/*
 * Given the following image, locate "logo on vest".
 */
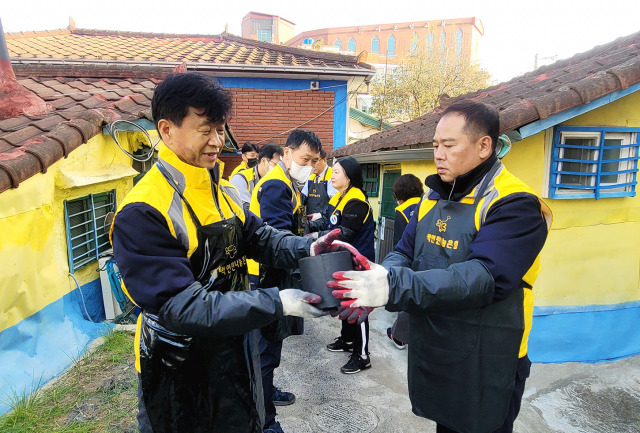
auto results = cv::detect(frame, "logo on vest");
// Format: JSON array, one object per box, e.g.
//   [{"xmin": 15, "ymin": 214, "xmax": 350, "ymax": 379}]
[
  {"xmin": 436, "ymin": 216, "xmax": 451, "ymax": 232},
  {"xmin": 225, "ymin": 244, "xmax": 237, "ymax": 258},
  {"xmin": 330, "ymin": 214, "xmax": 339, "ymax": 225}
]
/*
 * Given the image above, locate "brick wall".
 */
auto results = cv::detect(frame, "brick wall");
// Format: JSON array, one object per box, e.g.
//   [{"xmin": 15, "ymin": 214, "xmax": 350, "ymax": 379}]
[{"xmin": 220, "ymin": 87, "xmax": 335, "ymax": 178}]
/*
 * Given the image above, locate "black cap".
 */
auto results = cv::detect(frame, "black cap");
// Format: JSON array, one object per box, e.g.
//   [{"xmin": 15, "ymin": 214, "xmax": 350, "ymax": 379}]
[{"xmin": 336, "ymin": 157, "xmax": 363, "ymax": 189}]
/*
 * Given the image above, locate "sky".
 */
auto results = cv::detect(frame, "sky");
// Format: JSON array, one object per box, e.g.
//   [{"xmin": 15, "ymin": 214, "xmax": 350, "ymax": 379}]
[{"xmin": 2, "ymin": 0, "xmax": 639, "ymax": 83}]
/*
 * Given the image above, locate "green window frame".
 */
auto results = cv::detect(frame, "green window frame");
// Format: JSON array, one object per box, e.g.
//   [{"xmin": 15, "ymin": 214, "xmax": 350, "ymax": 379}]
[
  {"xmin": 362, "ymin": 163, "xmax": 380, "ymax": 197},
  {"xmin": 64, "ymin": 190, "xmax": 116, "ymax": 273}
]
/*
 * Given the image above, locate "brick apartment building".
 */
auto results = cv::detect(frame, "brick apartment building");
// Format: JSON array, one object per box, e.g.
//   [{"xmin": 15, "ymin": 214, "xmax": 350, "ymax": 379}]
[{"xmin": 242, "ymin": 14, "xmax": 483, "ymax": 65}]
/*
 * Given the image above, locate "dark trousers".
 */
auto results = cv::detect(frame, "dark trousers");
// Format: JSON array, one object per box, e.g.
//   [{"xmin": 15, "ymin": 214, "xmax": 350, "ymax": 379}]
[
  {"xmin": 341, "ymin": 317, "xmax": 369, "ymax": 357},
  {"xmin": 258, "ymin": 330, "xmax": 283, "ymax": 428},
  {"xmin": 137, "ymin": 374, "xmax": 154, "ymax": 433},
  {"xmin": 435, "ymin": 368, "xmax": 528, "ymax": 433}
]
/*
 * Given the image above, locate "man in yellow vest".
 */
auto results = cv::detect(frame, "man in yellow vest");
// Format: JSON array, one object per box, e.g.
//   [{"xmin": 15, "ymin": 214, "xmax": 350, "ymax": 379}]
[
  {"xmin": 230, "ymin": 142, "xmax": 260, "ymax": 178},
  {"xmin": 249, "ymin": 129, "xmax": 321, "ymax": 433},
  {"xmin": 110, "ymin": 74, "xmax": 353, "ymax": 433},
  {"xmin": 331, "ymin": 100, "xmax": 552, "ymax": 433},
  {"xmin": 231, "ymin": 143, "xmax": 283, "ymax": 209},
  {"xmin": 302, "ymin": 148, "xmax": 338, "ymax": 227}
]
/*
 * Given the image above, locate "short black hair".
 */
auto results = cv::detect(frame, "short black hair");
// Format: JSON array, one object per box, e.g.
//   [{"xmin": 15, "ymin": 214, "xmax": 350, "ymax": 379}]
[
  {"xmin": 259, "ymin": 143, "xmax": 284, "ymax": 161},
  {"xmin": 392, "ymin": 174, "xmax": 424, "ymax": 202},
  {"xmin": 285, "ymin": 129, "xmax": 322, "ymax": 153},
  {"xmin": 152, "ymin": 73, "xmax": 232, "ymax": 131},
  {"xmin": 441, "ymin": 100, "xmax": 499, "ymax": 151},
  {"xmin": 319, "ymin": 148, "xmax": 327, "ymax": 159},
  {"xmin": 242, "ymin": 142, "xmax": 259, "ymax": 154}
]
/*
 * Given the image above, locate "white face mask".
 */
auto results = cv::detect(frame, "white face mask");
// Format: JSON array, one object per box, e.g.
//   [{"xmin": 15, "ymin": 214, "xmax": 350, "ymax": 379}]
[{"xmin": 289, "ymin": 159, "xmax": 313, "ymax": 183}]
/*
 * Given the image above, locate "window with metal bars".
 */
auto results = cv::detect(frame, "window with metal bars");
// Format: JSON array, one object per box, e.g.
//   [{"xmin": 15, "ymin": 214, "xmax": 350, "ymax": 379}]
[
  {"xmin": 64, "ymin": 190, "xmax": 116, "ymax": 273},
  {"xmin": 550, "ymin": 126, "xmax": 639, "ymax": 199}
]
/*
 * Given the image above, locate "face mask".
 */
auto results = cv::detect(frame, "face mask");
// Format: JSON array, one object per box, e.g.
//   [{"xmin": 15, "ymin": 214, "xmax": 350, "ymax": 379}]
[
  {"xmin": 246, "ymin": 158, "xmax": 259, "ymax": 168},
  {"xmin": 289, "ymin": 159, "xmax": 313, "ymax": 183}
]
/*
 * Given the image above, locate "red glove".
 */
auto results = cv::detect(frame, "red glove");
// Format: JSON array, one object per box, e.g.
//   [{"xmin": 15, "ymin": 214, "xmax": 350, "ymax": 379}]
[
  {"xmin": 310, "ymin": 229, "xmax": 370, "ymax": 271},
  {"xmin": 334, "ymin": 305, "xmax": 374, "ymax": 324}
]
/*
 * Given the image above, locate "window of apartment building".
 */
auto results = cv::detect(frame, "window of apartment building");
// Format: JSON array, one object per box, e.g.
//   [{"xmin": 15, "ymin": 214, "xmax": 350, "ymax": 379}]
[
  {"xmin": 440, "ymin": 30, "xmax": 446, "ymax": 54},
  {"xmin": 372, "ymin": 36, "xmax": 380, "ymax": 54},
  {"xmin": 348, "ymin": 37, "xmax": 356, "ymax": 52},
  {"xmin": 549, "ymin": 126, "xmax": 639, "ymax": 199},
  {"xmin": 304, "ymin": 37, "xmax": 314, "ymax": 45},
  {"xmin": 334, "ymin": 38, "xmax": 343, "ymax": 50},
  {"xmin": 426, "ymin": 32, "xmax": 434, "ymax": 53},
  {"xmin": 387, "ymin": 34, "xmax": 396, "ymax": 57},
  {"xmin": 64, "ymin": 190, "xmax": 116, "ymax": 273},
  {"xmin": 455, "ymin": 29, "xmax": 463, "ymax": 56},
  {"xmin": 410, "ymin": 32, "xmax": 419, "ymax": 55},
  {"xmin": 252, "ymin": 18, "xmax": 273, "ymax": 43}
]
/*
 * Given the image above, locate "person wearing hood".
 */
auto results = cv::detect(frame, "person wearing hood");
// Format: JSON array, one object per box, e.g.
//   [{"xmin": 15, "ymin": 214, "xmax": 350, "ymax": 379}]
[
  {"xmin": 248, "ymin": 129, "xmax": 322, "ymax": 433},
  {"xmin": 330, "ymin": 101, "xmax": 552, "ymax": 433},
  {"xmin": 231, "ymin": 143, "xmax": 284, "ymax": 210},
  {"xmin": 230, "ymin": 142, "xmax": 260, "ymax": 178}
]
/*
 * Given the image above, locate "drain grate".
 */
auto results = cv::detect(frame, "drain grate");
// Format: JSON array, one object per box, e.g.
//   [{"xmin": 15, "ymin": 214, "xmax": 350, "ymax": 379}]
[{"xmin": 313, "ymin": 400, "xmax": 379, "ymax": 433}]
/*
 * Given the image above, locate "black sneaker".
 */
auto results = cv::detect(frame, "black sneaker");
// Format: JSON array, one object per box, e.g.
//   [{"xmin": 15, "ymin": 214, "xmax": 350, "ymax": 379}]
[
  {"xmin": 272, "ymin": 386, "xmax": 295, "ymax": 406},
  {"xmin": 340, "ymin": 353, "xmax": 371, "ymax": 374},
  {"xmin": 387, "ymin": 327, "xmax": 407, "ymax": 350},
  {"xmin": 326, "ymin": 337, "xmax": 354, "ymax": 352},
  {"xmin": 263, "ymin": 421, "xmax": 285, "ymax": 433}
]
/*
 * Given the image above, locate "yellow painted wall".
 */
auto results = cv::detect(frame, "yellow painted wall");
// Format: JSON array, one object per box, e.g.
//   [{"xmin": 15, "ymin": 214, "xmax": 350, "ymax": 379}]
[
  {"xmin": 500, "ymin": 91, "xmax": 640, "ymax": 307},
  {"xmin": 0, "ymin": 132, "xmax": 142, "ymax": 333}
]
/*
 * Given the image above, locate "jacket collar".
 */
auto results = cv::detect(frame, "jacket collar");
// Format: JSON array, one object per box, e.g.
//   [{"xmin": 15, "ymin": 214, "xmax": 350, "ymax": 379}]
[
  {"xmin": 157, "ymin": 144, "xmax": 219, "ymax": 191},
  {"xmin": 425, "ymin": 153, "xmax": 498, "ymax": 201}
]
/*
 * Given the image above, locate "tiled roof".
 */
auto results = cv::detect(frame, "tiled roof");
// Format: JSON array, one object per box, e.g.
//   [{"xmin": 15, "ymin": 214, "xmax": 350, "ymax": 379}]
[
  {"xmin": 334, "ymin": 30, "xmax": 640, "ymax": 157},
  {"xmin": 6, "ymin": 28, "xmax": 374, "ymax": 73},
  {"xmin": 0, "ymin": 76, "xmax": 157, "ymax": 193}
]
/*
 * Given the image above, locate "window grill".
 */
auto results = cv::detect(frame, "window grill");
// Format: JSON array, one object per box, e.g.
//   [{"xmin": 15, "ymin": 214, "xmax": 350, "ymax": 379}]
[
  {"xmin": 64, "ymin": 191, "xmax": 116, "ymax": 272},
  {"xmin": 362, "ymin": 163, "xmax": 380, "ymax": 197},
  {"xmin": 550, "ymin": 126, "xmax": 639, "ymax": 199}
]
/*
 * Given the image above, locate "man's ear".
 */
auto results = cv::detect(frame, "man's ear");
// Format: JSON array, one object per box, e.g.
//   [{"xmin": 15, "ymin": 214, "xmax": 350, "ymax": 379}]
[
  {"xmin": 157, "ymin": 119, "xmax": 173, "ymax": 144},
  {"xmin": 479, "ymin": 135, "xmax": 493, "ymax": 159}
]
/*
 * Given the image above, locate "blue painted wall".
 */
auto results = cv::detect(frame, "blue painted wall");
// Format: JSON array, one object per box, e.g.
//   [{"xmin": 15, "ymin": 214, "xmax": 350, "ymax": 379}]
[
  {"xmin": 0, "ymin": 280, "xmax": 109, "ymax": 414},
  {"xmin": 529, "ymin": 302, "xmax": 640, "ymax": 363},
  {"xmin": 217, "ymin": 77, "xmax": 348, "ymax": 150}
]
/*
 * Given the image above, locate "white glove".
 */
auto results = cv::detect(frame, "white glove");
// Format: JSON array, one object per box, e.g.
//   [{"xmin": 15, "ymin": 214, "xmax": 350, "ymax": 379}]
[
  {"xmin": 330, "ymin": 262, "xmax": 390, "ymax": 308},
  {"xmin": 308, "ymin": 212, "xmax": 322, "ymax": 221},
  {"xmin": 279, "ymin": 289, "xmax": 326, "ymax": 318}
]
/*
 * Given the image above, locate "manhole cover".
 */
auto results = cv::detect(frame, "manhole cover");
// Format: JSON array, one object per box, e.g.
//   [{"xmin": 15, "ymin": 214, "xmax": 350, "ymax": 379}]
[{"xmin": 313, "ymin": 400, "xmax": 378, "ymax": 433}]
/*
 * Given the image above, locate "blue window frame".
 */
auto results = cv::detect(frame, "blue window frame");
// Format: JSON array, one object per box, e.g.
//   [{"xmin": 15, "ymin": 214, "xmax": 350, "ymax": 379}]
[
  {"xmin": 550, "ymin": 126, "xmax": 640, "ymax": 199},
  {"xmin": 257, "ymin": 29, "xmax": 272, "ymax": 42},
  {"xmin": 426, "ymin": 32, "xmax": 434, "ymax": 52},
  {"xmin": 371, "ymin": 36, "xmax": 379, "ymax": 54},
  {"xmin": 64, "ymin": 190, "xmax": 116, "ymax": 272},
  {"xmin": 455, "ymin": 29, "xmax": 463, "ymax": 56},
  {"xmin": 440, "ymin": 30, "xmax": 446, "ymax": 54},
  {"xmin": 387, "ymin": 34, "xmax": 396, "ymax": 57},
  {"xmin": 348, "ymin": 37, "xmax": 356, "ymax": 52},
  {"xmin": 410, "ymin": 32, "xmax": 419, "ymax": 54},
  {"xmin": 304, "ymin": 37, "xmax": 314, "ymax": 45},
  {"xmin": 334, "ymin": 38, "xmax": 342, "ymax": 50}
]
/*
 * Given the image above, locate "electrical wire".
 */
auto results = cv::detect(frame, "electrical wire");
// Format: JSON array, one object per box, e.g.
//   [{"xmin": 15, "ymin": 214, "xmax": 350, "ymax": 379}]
[
  {"xmin": 108, "ymin": 120, "xmax": 160, "ymax": 162},
  {"xmin": 69, "ymin": 273, "xmax": 95, "ymax": 323}
]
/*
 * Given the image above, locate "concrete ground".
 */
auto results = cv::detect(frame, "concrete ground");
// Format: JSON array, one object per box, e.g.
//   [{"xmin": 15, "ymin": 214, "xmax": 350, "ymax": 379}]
[{"xmin": 274, "ymin": 309, "xmax": 640, "ymax": 433}]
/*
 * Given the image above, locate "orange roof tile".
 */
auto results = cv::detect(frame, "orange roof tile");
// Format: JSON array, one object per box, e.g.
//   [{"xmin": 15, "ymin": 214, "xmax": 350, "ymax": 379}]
[{"xmin": 6, "ymin": 28, "xmax": 373, "ymax": 73}]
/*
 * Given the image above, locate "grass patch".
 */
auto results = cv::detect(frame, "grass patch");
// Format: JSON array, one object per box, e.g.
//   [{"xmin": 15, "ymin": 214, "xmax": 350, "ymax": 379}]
[{"xmin": 0, "ymin": 330, "xmax": 138, "ymax": 433}]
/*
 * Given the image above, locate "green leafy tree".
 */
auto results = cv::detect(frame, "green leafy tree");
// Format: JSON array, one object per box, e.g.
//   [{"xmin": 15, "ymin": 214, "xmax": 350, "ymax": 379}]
[{"xmin": 370, "ymin": 44, "xmax": 491, "ymax": 122}]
